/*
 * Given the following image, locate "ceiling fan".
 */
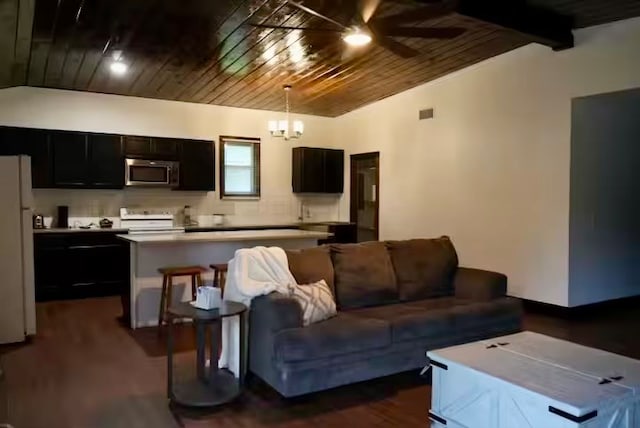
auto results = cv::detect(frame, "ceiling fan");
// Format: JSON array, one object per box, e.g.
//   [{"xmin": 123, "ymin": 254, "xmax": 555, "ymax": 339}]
[{"xmin": 250, "ymin": 0, "xmax": 466, "ymax": 58}]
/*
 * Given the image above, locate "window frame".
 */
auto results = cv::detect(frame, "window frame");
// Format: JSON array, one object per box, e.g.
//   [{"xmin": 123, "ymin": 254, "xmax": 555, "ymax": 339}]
[{"xmin": 219, "ymin": 135, "xmax": 261, "ymax": 199}]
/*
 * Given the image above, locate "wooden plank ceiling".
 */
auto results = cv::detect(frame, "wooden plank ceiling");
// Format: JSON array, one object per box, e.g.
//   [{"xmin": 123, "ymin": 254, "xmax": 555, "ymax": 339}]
[{"xmin": 1, "ymin": 0, "xmax": 640, "ymax": 117}]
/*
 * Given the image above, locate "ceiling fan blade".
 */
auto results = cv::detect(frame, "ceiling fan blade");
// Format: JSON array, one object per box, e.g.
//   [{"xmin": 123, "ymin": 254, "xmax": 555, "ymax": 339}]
[
  {"xmin": 359, "ymin": 0, "xmax": 382, "ymax": 23},
  {"xmin": 379, "ymin": 26, "xmax": 466, "ymax": 39},
  {"xmin": 285, "ymin": 0, "xmax": 348, "ymax": 30},
  {"xmin": 376, "ymin": 36, "xmax": 420, "ymax": 58},
  {"xmin": 372, "ymin": 3, "xmax": 455, "ymax": 27}
]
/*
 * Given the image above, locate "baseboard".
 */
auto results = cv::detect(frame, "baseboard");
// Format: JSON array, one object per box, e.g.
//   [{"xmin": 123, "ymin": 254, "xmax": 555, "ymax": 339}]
[{"xmin": 522, "ymin": 295, "xmax": 640, "ymax": 319}]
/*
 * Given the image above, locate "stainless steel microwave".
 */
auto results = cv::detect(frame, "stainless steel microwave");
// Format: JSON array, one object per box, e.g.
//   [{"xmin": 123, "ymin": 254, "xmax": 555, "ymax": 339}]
[{"xmin": 125, "ymin": 158, "xmax": 179, "ymax": 187}]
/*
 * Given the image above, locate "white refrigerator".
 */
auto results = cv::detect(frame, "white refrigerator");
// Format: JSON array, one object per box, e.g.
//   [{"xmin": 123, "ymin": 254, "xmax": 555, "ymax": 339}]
[{"xmin": 0, "ymin": 156, "xmax": 36, "ymax": 344}]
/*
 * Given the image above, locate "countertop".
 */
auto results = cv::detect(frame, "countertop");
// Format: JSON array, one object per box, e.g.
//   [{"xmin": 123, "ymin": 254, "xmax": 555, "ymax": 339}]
[
  {"xmin": 117, "ymin": 229, "xmax": 332, "ymax": 244},
  {"xmin": 33, "ymin": 221, "xmax": 355, "ymax": 234}
]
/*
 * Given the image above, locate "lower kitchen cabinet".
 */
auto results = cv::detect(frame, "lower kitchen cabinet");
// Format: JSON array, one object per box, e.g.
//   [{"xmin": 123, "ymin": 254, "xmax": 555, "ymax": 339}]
[{"xmin": 34, "ymin": 232, "xmax": 129, "ymax": 301}]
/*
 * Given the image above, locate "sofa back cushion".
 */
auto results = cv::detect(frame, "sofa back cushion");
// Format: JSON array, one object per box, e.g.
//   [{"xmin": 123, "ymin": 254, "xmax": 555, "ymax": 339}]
[
  {"xmin": 331, "ymin": 241, "xmax": 398, "ymax": 309},
  {"xmin": 285, "ymin": 246, "xmax": 335, "ymax": 294},
  {"xmin": 385, "ymin": 236, "xmax": 458, "ymax": 301}
]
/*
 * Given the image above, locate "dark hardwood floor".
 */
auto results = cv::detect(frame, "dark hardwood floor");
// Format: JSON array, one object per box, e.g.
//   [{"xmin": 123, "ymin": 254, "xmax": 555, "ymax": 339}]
[{"xmin": 2, "ymin": 297, "xmax": 640, "ymax": 428}]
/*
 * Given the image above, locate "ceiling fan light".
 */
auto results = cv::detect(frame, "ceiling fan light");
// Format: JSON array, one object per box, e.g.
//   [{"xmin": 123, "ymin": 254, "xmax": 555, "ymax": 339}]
[
  {"xmin": 110, "ymin": 60, "xmax": 127, "ymax": 76},
  {"xmin": 343, "ymin": 30, "xmax": 372, "ymax": 47}
]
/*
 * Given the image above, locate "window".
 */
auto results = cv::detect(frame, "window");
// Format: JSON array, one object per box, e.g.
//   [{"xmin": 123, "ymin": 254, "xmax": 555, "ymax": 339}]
[{"xmin": 220, "ymin": 136, "xmax": 260, "ymax": 198}]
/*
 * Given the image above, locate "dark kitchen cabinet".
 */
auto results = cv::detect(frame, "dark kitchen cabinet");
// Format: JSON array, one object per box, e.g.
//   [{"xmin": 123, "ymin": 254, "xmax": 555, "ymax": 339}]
[
  {"xmin": 178, "ymin": 140, "xmax": 215, "ymax": 191},
  {"xmin": 123, "ymin": 135, "xmax": 152, "ymax": 157},
  {"xmin": 324, "ymin": 149, "xmax": 345, "ymax": 193},
  {"xmin": 124, "ymin": 135, "xmax": 178, "ymax": 160},
  {"xmin": 152, "ymin": 137, "xmax": 179, "ymax": 158},
  {"xmin": 51, "ymin": 131, "xmax": 89, "ymax": 187},
  {"xmin": 51, "ymin": 131, "xmax": 124, "ymax": 189},
  {"xmin": 0, "ymin": 126, "xmax": 52, "ymax": 188},
  {"xmin": 292, "ymin": 147, "xmax": 344, "ymax": 193},
  {"xmin": 88, "ymin": 134, "xmax": 124, "ymax": 188},
  {"xmin": 34, "ymin": 232, "xmax": 129, "ymax": 301}
]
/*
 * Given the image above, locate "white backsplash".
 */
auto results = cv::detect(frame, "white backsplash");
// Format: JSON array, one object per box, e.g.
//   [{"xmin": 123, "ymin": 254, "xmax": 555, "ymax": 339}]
[{"xmin": 32, "ymin": 188, "xmax": 344, "ymax": 227}]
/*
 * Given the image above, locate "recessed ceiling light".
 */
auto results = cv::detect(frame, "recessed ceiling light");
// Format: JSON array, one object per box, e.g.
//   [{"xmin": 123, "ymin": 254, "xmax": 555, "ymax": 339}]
[
  {"xmin": 110, "ymin": 61, "xmax": 127, "ymax": 75},
  {"xmin": 343, "ymin": 29, "xmax": 372, "ymax": 47}
]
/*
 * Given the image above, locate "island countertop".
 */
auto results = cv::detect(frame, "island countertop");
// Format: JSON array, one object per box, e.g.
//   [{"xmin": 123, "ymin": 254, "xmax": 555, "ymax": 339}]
[{"xmin": 117, "ymin": 228, "xmax": 332, "ymax": 244}]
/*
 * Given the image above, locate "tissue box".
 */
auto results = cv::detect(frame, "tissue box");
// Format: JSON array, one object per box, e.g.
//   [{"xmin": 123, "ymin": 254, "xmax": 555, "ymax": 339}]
[{"xmin": 192, "ymin": 286, "xmax": 221, "ymax": 310}]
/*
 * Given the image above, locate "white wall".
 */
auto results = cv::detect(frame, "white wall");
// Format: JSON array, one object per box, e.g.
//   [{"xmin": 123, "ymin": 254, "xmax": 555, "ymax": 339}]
[
  {"xmin": 0, "ymin": 87, "xmax": 346, "ymax": 224},
  {"xmin": 335, "ymin": 17, "xmax": 640, "ymax": 306}
]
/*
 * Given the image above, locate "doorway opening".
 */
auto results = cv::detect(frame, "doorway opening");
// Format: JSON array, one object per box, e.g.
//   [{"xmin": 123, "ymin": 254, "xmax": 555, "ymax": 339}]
[{"xmin": 350, "ymin": 152, "xmax": 379, "ymax": 242}]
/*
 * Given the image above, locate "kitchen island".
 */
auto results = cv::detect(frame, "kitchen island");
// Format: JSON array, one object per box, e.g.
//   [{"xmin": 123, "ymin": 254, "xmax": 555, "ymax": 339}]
[{"xmin": 118, "ymin": 229, "xmax": 331, "ymax": 328}]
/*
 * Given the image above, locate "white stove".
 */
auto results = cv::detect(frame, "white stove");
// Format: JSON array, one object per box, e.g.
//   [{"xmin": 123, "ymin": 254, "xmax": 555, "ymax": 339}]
[{"xmin": 119, "ymin": 208, "xmax": 184, "ymax": 234}]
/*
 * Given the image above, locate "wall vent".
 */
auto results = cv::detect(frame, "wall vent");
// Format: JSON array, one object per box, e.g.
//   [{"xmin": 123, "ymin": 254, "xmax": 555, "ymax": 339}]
[{"xmin": 419, "ymin": 108, "xmax": 434, "ymax": 120}]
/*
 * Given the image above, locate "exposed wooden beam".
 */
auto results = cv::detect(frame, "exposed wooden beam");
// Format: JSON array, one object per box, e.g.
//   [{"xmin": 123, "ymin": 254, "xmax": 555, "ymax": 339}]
[{"xmin": 457, "ymin": 0, "xmax": 574, "ymax": 51}]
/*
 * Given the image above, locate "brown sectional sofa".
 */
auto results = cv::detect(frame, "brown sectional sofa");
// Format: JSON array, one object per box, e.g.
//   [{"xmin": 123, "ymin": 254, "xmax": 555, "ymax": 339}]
[{"xmin": 249, "ymin": 237, "xmax": 523, "ymax": 397}]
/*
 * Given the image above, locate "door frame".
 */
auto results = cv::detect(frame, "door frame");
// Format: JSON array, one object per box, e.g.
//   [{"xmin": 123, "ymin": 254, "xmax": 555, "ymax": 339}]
[{"xmin": 350, "ymin": 152, "xmax": 380, "ymax": 241}]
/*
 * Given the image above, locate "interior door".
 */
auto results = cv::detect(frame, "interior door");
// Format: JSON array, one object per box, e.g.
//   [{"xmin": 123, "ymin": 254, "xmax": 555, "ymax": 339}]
[{"xmin": 350, "ymin": 152, "xmax": 380, "ymax": 242}]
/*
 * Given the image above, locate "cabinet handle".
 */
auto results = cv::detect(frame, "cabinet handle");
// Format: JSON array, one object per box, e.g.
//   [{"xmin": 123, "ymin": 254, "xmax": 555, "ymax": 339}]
[
  {"xmin": 68, "ymin": 244, "xmax": 120, "ymax": 250},
  {"xmin": 70, "ymin": 282, "xmax": 96, "ymax": 287}
]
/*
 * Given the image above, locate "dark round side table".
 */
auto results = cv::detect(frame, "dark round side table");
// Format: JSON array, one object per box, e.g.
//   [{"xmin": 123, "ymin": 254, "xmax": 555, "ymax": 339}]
[{"xmin": 166, "ymin": 301, "xmax": 248, "ymax": 407}]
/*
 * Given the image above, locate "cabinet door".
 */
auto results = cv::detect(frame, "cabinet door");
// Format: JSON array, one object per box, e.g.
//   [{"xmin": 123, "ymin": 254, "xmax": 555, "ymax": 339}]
[
  {"xmin": 88, "ymin": 134, "xmax": 124, "ymax": 188},
  {"xmin": 123, "ymin": 135, "xmax": 152, "ymax": 157},
  {"xmin": 178, "ymin": 140, "xmax": 215, "ymax": 191},
  {"xmin": 152, "ymin": 137, "xmax": 179, "ymax": 159},
  {"xmin": 324, "ymin": 149, "xmax": 344, "ymax": 193},
  {"xmin": 293, "ymin": 147, "xmax": 325, "ymax": 193},
  {"xmin": 0, "ymin": 127, "xmax": 52, "ymax": 188},
  {"xmin": 51, "ymin": 131, "xmax": 89, "ymax": 187}
]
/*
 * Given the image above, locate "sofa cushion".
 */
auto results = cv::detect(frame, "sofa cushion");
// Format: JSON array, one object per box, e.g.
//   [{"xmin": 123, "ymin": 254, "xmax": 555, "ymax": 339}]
[
  {"xmin": 385, "ymin": 237, "xmax": 458, "ymax": 301},
  {"xmin": 347, "ymin": 301, "xmax": 455, "ymax": 343},
  {"xmin": 286, "ymin": 246, "xmax": 335, "ymax": 294},
  {"xmin": 448, "ymin": 297, "xmax": 522, "ymax": 331},
  {"xmin": 331, "ymin": 241, "xmax": 398, "ymax": 309},
  {"xmin": 273, "ymin": 313, "xmax": 391, "ymax": 363}
]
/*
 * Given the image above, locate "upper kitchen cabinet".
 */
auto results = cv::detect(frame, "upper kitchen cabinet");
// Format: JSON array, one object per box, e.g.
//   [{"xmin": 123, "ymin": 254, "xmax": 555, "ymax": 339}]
[
  {"xmin": 0, "ymin": 126, "xmax": 52, "ymax": 188},
  {"xmin": 123, "ymin": 135, "xmax": 178, "ymax": 160},
  {"xmin": 51, "ymin": 131, "xmax": 89, "ymax": 187},
  {"xmin": 292, "ymin": 147, "xmax": 344, "ymax": 193},
  {"xmin": 51, "ymin": 131, "xmax": 124, "ymax": 189},
  {"xmin": 178, "ymin": 140, "xmax": 215, "ymax": 191},
  {"xmin": 87, "ymin": 134, "xmax": 124, "ymax": 188}
]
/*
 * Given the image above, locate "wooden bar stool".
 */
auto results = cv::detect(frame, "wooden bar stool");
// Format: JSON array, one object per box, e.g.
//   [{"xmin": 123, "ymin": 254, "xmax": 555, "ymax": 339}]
[
  {"xmin": 158, "ymin": 265, "xmax": 208, "ymax": 326},
  {"xmin": 210, "ymin": 263, "xmax": 228, "ymax": 296}
]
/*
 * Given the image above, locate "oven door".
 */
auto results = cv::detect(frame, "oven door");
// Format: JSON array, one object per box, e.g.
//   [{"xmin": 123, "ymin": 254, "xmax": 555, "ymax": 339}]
[{"xmin": 125, "ymin": 159, "xmax": 179, "ymax": 187}]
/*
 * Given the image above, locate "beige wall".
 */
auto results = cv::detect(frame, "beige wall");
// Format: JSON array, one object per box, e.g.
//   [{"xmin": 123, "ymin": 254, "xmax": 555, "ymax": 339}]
[
  {"xmin": 0, "ymin": 87, "xmax": 346, "ymax": 224},
  {"xmin": 335, "ymin": 17, "xmax": 640, "ymax": 306}
]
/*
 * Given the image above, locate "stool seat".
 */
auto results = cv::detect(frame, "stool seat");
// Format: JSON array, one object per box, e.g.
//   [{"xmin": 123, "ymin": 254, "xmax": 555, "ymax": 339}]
[
  {"xmin": 157, "ymin": 265, "xmax": 208, "ymax": 327},
  {"xmin": 209, "ymin": 263, "xmax": 228, "ymax": 272},
  {"xmin": 158, "ymin": 266, "xmax": 208, "ymax": 276}
]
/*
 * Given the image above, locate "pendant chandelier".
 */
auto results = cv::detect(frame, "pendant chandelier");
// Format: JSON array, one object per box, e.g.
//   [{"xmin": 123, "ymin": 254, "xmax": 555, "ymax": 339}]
[{"xmin": 268, "ymin": 85, "xmax": 304, "ymax": 140}]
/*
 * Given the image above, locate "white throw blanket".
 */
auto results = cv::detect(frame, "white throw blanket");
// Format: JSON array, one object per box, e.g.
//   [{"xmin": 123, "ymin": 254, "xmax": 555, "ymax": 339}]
[{"xmin": 220, "ymin": 246, "xmax": 296, "ymax": 376}]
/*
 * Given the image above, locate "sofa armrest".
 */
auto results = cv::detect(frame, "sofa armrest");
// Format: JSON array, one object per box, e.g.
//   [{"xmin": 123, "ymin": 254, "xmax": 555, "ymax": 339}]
[
  {"xmin": 251, "ymin": 292, "xmax": 303, "ymax": 333},
  {"xmin": 454, "ymin": 267, "xmax": 507, "ymax": 301},
  {"xmin": 249, "ymin": 292, "xmax": 302, "ymax": 383}
]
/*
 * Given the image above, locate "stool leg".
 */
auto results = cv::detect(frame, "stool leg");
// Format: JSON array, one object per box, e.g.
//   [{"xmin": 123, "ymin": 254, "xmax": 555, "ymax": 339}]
[
  {"xmin": 220, "ymin": 271, "xmax": 226, "ymax": 297},
  {"xmin": 166, "ymin": 276, "xmax": 174, "ymax": 317},
  {"xmin": 158, "ymin": 275, "xmax": 168, "ymax": 327},
  {"xmin": 191, "ymin": 274, "xmax": 197, "ymax": 300},
  {"xmin": 213, "ymin": 269, "xmax": 219, "ymax": 288}
]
